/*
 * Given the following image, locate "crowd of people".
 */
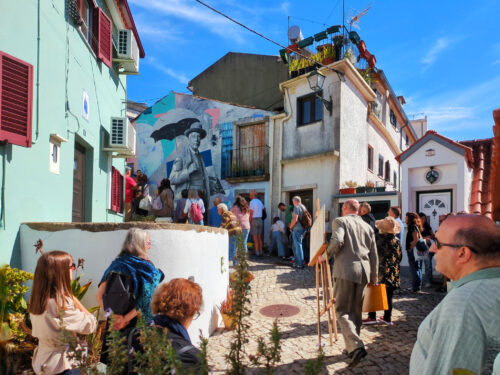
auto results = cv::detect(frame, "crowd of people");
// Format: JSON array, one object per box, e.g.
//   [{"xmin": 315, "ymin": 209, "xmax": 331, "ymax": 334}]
[
  {"xmin": 27, "ymin": 186, "xmax": 500, "ymax": 374},
  {"xmin": 321, "ymin": 198, "xmax": 500, "ymax": 372}
]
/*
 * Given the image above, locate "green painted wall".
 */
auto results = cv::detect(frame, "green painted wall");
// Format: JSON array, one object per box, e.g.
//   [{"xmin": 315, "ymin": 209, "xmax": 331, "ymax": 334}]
[{"xmin": 0, "ymin": 0, "xmax": 129, "ymax": 266}]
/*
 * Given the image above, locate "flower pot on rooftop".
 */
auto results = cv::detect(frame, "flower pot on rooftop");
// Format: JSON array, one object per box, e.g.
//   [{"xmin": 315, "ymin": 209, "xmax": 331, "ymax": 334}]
[{"xmin": 340, "ymin": 188, "xmax": 356, "ymax": 195}]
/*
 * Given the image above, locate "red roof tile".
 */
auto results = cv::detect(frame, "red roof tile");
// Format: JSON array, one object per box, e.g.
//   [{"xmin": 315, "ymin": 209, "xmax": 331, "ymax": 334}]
[
  {"xmin": 491, "ymin": 108, "xmax": 500, "ymax": 221},
  {"xmin": 459, "ymin": 138, "xmax": 493, "ymax": 217}
]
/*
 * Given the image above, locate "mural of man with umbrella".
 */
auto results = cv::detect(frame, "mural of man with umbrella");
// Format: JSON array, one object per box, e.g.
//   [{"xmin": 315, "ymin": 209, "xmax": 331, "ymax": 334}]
[{"xmin": 151, "ymin": 118, "xmax": 211, "ymax": 207}]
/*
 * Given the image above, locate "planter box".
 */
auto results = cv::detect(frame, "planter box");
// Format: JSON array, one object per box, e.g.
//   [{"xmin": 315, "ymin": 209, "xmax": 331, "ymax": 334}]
[
  {"xmin": 322, "ymin": 56, "xmax": 335, "ymax": 65},
  {"xmin": 340, "ymin": 188, "xmax": 356, "ymax": 195},
  {"xmin": 356, "ymin": 187, "xmax": 366, "ymax": 194},
  {"xmin": 375, "ymin": 187, "xmax": 386, "ymax": 192},
  {"xmin": 366, "ymin": 187, "xmax": 375, "ymax": 193}
]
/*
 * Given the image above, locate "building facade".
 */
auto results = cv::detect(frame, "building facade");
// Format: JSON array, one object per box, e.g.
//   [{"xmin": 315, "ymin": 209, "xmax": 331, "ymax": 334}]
[
  {"xmin": 134, "ymin": 91, "xmax": 275, "ymax": 232},
  {"xmin": 269, "ymin": 59, "xmax": 417, "ymax": 232},
  {"xmin": 0, "ymin": 0, "xmax": 144, "ymax": 266}
]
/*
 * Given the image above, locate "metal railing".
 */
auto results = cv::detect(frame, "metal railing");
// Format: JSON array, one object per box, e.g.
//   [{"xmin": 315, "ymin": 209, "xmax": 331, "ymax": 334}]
[{"xmin": 222, "ymin": 146, "xmax": 270, "ymax": 179}]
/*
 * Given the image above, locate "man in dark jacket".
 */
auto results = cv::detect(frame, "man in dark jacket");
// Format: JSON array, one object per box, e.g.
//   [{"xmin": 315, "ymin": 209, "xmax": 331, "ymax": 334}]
[{"xmin": 359, "ymin": 202, "xmax": 376, "ymax": 232}]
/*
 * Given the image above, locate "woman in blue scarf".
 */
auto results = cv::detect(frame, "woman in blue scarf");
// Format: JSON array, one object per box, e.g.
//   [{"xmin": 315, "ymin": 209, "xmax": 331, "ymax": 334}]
[{"xmin": 96, "ymin": 228, "xmax": 163, "ymax": 363}]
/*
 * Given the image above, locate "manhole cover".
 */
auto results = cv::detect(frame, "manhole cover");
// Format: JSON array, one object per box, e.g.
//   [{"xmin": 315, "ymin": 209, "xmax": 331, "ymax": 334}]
[{"xmin": 259, "ymin": 304, "xmax": 300, "ymax": 318}]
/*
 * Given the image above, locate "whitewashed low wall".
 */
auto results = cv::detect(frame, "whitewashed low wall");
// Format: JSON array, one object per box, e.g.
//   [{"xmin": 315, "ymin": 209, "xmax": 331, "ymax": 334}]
[{"xmin": 20, "ymin": 222, "xmax": 229, "ymax": 345}]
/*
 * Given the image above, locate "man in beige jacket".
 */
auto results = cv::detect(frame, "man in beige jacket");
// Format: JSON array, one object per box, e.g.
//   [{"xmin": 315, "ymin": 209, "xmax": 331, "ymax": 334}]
[{"xmin": 325, "ymin": 199, "xmax": 378, "ymax": 367}]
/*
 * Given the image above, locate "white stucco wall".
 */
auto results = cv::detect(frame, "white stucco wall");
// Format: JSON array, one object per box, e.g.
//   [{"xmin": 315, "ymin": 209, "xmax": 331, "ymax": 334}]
[
  {"xmin": 19, "ymin": 223, "xmax": 229, "ymax": 345},
  {"xmin": 281, "ymin": 155, "xmax": 338, "ymax": 232},
  {"xmin": 401, "ymin": 139, "xmax": 473, "ymax": 216},
  {"xmin": 339, "ymin": 77, "xmax": 368, "ymax": 187}
]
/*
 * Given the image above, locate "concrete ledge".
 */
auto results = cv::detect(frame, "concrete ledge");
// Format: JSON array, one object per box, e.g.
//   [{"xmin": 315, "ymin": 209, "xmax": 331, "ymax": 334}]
[
  {"xmin": 333, "ymin": 191, "xmax": 398, "ymax": 198},
  {"xmin": 23, "ymin": 221, "xmax": 227, "ymax": 234}
]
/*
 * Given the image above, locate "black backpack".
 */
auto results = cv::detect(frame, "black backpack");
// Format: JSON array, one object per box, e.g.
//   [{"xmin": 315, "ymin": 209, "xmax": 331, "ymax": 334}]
[{"xmin": 103, "ymin": 271, "xmax": 136, "ymax": 315}]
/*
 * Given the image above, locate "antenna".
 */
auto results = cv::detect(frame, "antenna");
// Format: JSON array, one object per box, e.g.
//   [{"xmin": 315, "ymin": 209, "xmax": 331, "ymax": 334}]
[{"xmin": 347, "ymin": 2, "xmax": 372, "ymax": 30}]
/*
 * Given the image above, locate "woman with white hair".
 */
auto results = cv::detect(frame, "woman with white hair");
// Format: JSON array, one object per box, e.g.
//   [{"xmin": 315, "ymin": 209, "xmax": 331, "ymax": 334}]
[{"xmin": 96, "ymin": 228, "xmax": 164, "ymax": 363}]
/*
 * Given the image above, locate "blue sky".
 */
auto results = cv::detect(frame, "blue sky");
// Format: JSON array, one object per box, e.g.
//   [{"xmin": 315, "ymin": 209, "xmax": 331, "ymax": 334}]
[{"xmin": 127, "ymin": 0, "xmax": 500, "ymax": 141}]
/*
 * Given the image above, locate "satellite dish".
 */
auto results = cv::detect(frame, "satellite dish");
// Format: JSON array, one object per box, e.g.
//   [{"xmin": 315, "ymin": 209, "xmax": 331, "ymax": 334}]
[{"xmin": 288, "ymin": 26, "xmax": 303, "ymax": 44}]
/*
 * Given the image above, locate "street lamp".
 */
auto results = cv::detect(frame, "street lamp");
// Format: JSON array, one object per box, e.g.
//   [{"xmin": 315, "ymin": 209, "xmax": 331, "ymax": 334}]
[{"xmin": 307, "ymin": 69, "xmax": 332, "ymax": 115}]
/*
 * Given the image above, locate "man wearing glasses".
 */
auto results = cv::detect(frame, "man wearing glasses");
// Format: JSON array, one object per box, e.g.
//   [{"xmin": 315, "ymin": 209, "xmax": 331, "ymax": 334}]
[{"xmin": 409, "ymin": 214, "xmax": 500, "ymax": 375}]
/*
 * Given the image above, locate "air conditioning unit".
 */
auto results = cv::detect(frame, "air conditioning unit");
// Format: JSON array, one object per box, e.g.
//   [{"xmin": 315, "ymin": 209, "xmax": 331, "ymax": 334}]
[
  {"xmin": 103, "ymin": 117, "xmax": 136, "ymax": 157},
  {"xmin": 113, "ymin": 29, "xmax": 139, "ymax": 74}
]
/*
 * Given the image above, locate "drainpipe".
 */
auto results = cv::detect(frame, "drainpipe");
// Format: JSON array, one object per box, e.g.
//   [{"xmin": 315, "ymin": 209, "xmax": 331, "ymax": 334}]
[
  {"xmin": 277, "ymin": 86, "xmax": 293, "ymax": 204},
  {"xmin": 398, "ymin": 123, "xmax": 409, "ymax": 192},
  {"xmin": 32, "ymin": 0, "xmax": 41, "ymax": 144},
  {"xmin": 1, "ymin": 144, "xmax": 6, "ymax": 228}
]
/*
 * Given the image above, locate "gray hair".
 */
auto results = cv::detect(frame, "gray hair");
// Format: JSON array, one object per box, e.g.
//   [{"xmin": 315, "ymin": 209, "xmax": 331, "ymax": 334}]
[
  {"xmin": 292, "ymin": 196, "xmax": 301, "ymax": 204},
  {"xmin": 343, "ymin": 199, "xmax": 360, "ymax": 213},
  {"xmin": 119, "ymin": 228, "xmax": 150, "ymax": 259},
  {"xmin": 217, "ymin": 203, "xmax": 228, "ymax": 212}
]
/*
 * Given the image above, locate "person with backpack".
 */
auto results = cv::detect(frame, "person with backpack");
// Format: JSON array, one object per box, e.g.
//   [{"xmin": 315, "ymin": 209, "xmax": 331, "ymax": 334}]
[
  {"xmin": 153, "ymin": 178, "xmax": 174, "ymax": 222},
  {"xmin": 288, "ymin": 196, "xmax": 312, "ymax": 269},
  {"xmin": 183, "ymin": 189, "xmax": 206, "ymax": 225},
  {"xmin": 96, "ymin": 228, "xmax": 164, "ymax": 364}
]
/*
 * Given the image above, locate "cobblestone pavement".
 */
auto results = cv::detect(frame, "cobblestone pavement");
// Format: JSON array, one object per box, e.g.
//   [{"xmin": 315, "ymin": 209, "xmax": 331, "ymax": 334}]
[{"xmin": 206, "ymin": 257, "xmax": 445, "ymax": 374}]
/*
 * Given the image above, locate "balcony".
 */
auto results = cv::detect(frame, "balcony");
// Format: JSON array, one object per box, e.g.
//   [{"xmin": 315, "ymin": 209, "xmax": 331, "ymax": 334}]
[{"xmin": 222, "ymin": 146, "xmax": 270, "ymax": 183}]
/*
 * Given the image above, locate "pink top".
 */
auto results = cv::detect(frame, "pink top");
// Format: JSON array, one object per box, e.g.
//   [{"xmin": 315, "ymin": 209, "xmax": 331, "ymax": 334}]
[{"xmin": 231, "ymin": 205, "xmax": 250, "ymax": 230}]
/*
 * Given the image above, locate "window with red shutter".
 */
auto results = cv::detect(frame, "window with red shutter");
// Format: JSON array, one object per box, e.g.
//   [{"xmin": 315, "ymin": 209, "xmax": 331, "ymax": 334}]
[
  {"xmin": 93, "ymin": 8, "xmax": 113, "ymax": 68},
  {"xmin": 0, "ymin": 51, "xmax": 33, "ymax": 148},
  {"xmin": 111, "ymin": 167, "xmax": 124, "ymax": 212}
]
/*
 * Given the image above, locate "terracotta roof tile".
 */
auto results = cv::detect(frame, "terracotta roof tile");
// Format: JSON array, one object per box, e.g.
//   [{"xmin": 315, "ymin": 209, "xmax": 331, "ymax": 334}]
[
  {"xmin": 459, "ymin": 138, "xmax": 493, "ymax": 218},
  {"xmin": 491, "ymin": 108, "xmax": 500, "ymax": 221}
]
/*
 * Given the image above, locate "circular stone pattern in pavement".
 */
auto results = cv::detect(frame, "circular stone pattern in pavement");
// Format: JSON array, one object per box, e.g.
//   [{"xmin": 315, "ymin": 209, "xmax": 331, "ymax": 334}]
[{"xmin": 259, "ymin": 304, "xmax": 300, "ymax": 318}]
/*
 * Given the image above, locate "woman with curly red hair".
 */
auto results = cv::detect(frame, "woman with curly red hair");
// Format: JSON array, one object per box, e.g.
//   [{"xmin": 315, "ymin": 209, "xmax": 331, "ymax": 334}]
[{"xmin": 149, "ymin": 278, "xmax": 203, "ymax": 368}]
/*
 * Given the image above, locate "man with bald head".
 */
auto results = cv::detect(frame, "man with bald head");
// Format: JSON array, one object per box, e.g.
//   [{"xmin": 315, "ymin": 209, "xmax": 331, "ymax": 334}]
[
  {"xmin": 324, "ymin": 199, "xmax": 378, "ymax": 367},
  {"xmin": 410, "ymin": 214, "xmax": 500, "ymax": 375}
]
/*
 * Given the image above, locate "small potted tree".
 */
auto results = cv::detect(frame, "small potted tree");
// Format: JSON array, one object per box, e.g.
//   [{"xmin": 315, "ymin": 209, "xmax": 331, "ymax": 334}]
[
  {"xmin": 219, "ymin": 289, "xmax": 236, "ymax": 330},
  {"xmin": 340, "ymin": 181, "xmax": 357, "ymax": 195},
  {"xmin": 366, "ymin": 180, "xmax": 375, "ymax": 193}
]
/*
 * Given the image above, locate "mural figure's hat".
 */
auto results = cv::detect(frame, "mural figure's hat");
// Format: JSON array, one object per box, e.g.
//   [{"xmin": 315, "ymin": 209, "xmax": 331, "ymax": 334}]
[{"xmin": 184, "ymin": 122, "xmax": 207, "ymax": 139}]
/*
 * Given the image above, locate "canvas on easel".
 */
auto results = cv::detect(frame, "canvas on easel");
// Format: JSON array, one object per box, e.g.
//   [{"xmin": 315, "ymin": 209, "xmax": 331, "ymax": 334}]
[{"xmin": 308, "ymin": 203, "xmax": 338, "ymax": 346}]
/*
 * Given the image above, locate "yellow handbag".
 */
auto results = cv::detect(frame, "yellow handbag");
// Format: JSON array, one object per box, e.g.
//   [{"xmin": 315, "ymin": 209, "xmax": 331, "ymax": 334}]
[{"xmin": 362, "ymin": 284, "xmax": 389, "ymax": 312}]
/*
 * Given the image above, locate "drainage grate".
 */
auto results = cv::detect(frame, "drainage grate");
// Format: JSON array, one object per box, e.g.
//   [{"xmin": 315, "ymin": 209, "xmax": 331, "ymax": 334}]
[{"xmin": 259, "ymin": 304, "xmax": 300, "ymax": 318}]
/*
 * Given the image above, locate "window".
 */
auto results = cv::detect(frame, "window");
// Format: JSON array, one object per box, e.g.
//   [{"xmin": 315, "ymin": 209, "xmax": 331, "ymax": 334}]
[
  {"xmin": 378, "ymin": 155, "xmax": 384, "ymax": 177},
  {"xmin": 393, "ymin": 171, "xmax": 397, "ymax": 188},
  {"xmin": 390, "ymin": 109, "xmax": 397, "ymax": 128},
  {"xmin": 384, "ymin": 161, "xmax": 390, "ymax": 181},
  {"xmin": 0, "ymin": 51, "xmax": 33, "ymax": 147},
  {"xmin": 367, "ymin": 145, "xmax": 374, "ymax": 171},
  {"xmin": 405, "ymin": 134, "xmax": 409, "ymax": 147},
  {"xmin": 297, "ymin": 92, "xmax": 323, "ymax": 126},
  {"xmin": 80, "ymin": 0, "xmax": 94, "ymax": 45},
  {"xmin": 111, "ymin": 167, "xmax": 124, "ymax": 213},
  {"xmin": 77, "ymin": 0, "xmax": 113, "ymax": 68}
]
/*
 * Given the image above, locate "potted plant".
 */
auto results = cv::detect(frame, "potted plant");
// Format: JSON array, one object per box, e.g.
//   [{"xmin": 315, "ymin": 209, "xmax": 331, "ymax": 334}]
[
  {"xmin": 365, "ymin": 180, "xmax": 375, "ymax": 193},
  {"xmin": 289, "ymin": 58, "xmax": 299, "ymax": 79},
  {"xmin": 375, "ymin": 184, "xmax": 386, "ymax": 192},
  {"xmin": 340, "ymin": 180, "xmax": 357, "ymax": 194},
  {"xmin": 318, "ymin": 43, "xmax": 335, "ymax": 65},
  {"xmin": 219, "ymin": 290, "xmax": 235, "ymax": 330},
  {"xmin": 356, "ymin": 186, "xmax": 366, "ymax": 194}
]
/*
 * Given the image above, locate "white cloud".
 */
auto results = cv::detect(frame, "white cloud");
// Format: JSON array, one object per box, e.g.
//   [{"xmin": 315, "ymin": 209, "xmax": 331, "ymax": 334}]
[
  {"xmin": 421, "ymin": 37, "xmax": 453, "ymax": 66},
  {"xmin": 493, "ymin": 60, "xmax": 500, "ymax": 65},
  {"xmin": 146, "ymin": 56, "xmax": 189, "ymax": 84},
  {"xmin": 129, "ymin": 0, "xmax": 246, "ymax": 43}
]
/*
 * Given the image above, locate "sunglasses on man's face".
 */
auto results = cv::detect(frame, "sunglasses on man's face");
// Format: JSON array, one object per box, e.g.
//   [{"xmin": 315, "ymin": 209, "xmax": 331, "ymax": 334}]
[{"xmin": 433, "ymin": 238, "xmax": 478, "ymax": 254}]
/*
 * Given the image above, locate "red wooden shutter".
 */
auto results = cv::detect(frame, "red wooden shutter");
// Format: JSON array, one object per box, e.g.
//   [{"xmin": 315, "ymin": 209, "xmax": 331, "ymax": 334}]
[
  {"xmin": 111, "ymin": 167, "xmax": 120, "ymax": 212},
  {"xmin": 93, "ymin": 8, "xmax": 112, "ymax": 68},
  {"xmin": 0, "ymin": 51, "xmax": 33, "ymax": 147}
]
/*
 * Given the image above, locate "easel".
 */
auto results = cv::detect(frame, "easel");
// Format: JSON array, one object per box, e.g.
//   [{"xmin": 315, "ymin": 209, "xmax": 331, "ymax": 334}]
[{"xmin": 308, "ymin": 201, "xmax": 337, "ymax": 346}]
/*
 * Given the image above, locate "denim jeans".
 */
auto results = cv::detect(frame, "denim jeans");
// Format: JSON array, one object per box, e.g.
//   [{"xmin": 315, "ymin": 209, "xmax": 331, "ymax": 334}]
[
  {"xmin": 407, "ymin": 249, "xmax": 423, "ymax": 291},
  {"xmin": 241, "ymin": 228, "xmax": 250, "ymax": 257},
  {"xmin": 424, "ymin": 252, "xmax": 434, "ymax": 285},
  {"xmin": 228, "ymin": 235, "xmax": 237, "ymax": 261},
  {"xmin": 188, "ymin": 218, "xmax": 204, "ymax": 225},
  {"xmin": 270, "ymin": 231, "xmax": 285, "ymax": 257},
  {"xmin": 292, "ymin": 228, "xmax": 305, "ymax": 267}
]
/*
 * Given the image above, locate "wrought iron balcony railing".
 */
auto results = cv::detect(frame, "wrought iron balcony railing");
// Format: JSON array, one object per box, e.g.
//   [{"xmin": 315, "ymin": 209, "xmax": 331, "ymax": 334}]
[{"xmin": 222, "ymin": 146, "xmax": 270, "ymax": 179}]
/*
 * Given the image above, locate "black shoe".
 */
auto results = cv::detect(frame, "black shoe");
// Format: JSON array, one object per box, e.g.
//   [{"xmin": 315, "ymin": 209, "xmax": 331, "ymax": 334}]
[{"xmin": 348, "ymin": 347, "xmax": 367, "ymax": 368}]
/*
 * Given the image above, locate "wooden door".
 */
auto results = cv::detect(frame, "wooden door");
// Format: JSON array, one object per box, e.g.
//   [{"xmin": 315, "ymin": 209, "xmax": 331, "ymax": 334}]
[
  {"xmin": 72, "ymin": 145, "xmax": 86, "ymax": 222},
  {"xmin": 238, "ymin": 123, "xmax": 266, "ymax": 171}
]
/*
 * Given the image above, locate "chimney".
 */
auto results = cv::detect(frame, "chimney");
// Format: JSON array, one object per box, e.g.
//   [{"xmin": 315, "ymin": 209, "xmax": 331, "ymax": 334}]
[{"xmin": 397, "ymin": 96, "xmax": 406, "ymax": 106}]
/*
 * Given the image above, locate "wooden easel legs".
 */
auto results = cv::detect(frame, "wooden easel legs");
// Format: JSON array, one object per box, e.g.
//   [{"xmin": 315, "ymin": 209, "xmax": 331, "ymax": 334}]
[{"xmin": 315, "ymin": 256, "xmax": 338, "ymax": 347}]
